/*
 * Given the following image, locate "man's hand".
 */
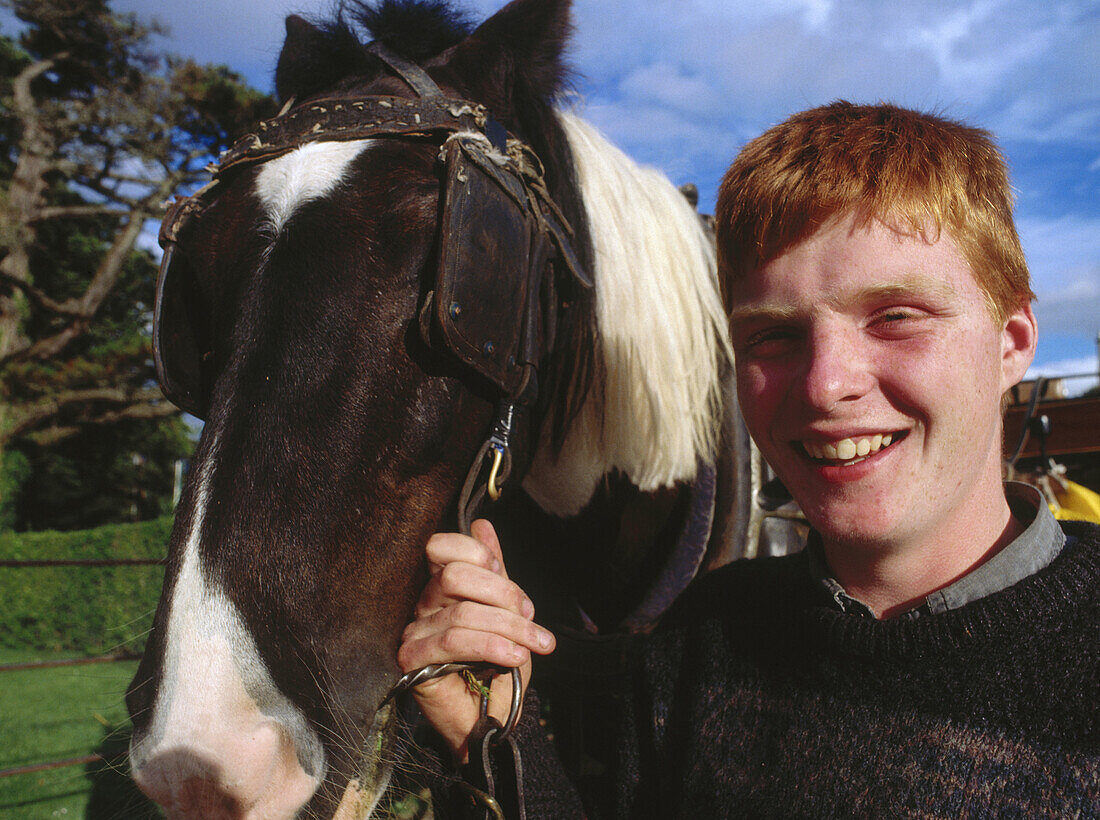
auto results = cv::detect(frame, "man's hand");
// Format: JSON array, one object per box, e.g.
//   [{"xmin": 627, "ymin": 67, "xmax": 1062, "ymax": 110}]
[{"xmin": 397, "ymin": 519, "xmax": 556, "ymax": 763}]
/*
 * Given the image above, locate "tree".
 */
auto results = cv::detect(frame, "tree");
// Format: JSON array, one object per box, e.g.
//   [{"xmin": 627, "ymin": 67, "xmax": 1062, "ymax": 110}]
[{"xmin": 0, "ymin": 0, "xmax": 276, "ymax": 528}]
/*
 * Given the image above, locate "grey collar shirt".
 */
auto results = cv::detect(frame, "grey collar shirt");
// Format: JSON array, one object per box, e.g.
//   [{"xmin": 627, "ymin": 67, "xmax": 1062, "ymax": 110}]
[{"xmin": 808, "ymin": 481, "xmax": 1066, "ymax": 620}]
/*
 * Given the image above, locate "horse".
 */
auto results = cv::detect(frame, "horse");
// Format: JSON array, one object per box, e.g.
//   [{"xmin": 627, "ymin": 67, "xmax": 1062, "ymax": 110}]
[{"xmin": 125, "ymin": 1, "xmax": 742, "ymax": 816}]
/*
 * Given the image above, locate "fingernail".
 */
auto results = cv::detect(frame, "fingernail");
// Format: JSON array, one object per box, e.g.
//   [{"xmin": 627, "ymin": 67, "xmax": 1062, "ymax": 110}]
[
  {"xmin": 521, "ymin": 597, "xmax": 535, "ymax": 619},
  {"xmin": 490, "ymin": 557, "xmax": 502, "ymax": 573},
  {"xmin": 537, "ymin": 629, "xmax": 553, "ymax": 649}
]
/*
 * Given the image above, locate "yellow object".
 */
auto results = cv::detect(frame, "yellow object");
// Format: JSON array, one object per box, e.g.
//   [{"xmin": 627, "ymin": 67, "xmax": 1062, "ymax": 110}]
[
  {"xmin": 487, "ymin": 445, "xmax": 505, "ymax": 501},
  {"xmin": 1048, "ymin": 477, "xmax": 1100, "ymax": 524}
]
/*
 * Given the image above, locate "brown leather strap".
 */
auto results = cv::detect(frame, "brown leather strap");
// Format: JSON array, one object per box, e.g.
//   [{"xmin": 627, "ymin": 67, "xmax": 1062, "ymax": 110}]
[
  {"xmin": 216, "ymin": 95, "xmax": 489, "ymax": 176},
  {"xmin": 366, "ymin": 41, "xmax": 445, "ymax": 99}
]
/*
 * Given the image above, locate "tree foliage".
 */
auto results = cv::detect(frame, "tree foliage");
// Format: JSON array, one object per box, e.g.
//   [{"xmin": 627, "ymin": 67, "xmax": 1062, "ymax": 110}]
[{"xmin": 0, "ymin": 0, "xmax": 276, "ymax": 528}]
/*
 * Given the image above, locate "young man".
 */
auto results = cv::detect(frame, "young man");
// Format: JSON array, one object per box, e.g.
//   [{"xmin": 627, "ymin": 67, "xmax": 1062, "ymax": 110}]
[{"xmin": 399, "ymin": 102, "xmax": 1100, "ymax": 816}]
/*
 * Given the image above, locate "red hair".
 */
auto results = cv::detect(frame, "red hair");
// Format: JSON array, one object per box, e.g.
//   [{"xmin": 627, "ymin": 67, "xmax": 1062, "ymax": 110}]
[{"xmin": 716, "ymin": 101, "xmax": 1033, "ymax": 323}]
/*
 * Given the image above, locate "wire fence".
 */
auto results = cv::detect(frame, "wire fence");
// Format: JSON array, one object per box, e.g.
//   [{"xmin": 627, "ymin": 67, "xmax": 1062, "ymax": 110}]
[
  {"xmin": 0, "ymin": 558, "xmax": 164, "ymax": 568},
  {"xmin": 0, "ymin": 556, "xmax": 159, "ymax": 782}
]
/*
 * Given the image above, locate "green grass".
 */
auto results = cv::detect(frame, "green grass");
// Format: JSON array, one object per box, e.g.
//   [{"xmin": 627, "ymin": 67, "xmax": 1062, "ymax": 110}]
[
  {"xmin": 0, "ymin": 517, "xmax": 170, "ymax": 656},
  {"xmin": 0, "ymin": 649, "xmax": 161, "ymax": 819},
  {"xmin": 0, "ymin": 517, "xmax": 168, "ymax": 817}
]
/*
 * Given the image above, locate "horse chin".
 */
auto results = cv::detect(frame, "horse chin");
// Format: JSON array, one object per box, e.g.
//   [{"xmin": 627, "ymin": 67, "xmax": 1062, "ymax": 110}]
[{"xmin": 330, "ymin": 700, "xmax": 399, "ymax": 820}]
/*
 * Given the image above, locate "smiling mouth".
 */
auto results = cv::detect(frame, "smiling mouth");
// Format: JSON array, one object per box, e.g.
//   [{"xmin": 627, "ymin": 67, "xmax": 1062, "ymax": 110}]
[{"xmin": 801, "ymin": 431, "xmax": 906, "ymax": 464}]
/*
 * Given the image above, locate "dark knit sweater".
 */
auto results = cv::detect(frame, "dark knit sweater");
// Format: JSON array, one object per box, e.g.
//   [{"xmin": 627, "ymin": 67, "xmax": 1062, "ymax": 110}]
[{"xmin": 510, "ymin": 521, "xmax": 1100, "ymax": 819}]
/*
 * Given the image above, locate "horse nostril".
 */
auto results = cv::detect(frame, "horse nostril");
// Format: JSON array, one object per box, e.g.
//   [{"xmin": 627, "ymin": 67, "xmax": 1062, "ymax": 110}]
[
  {"xmin": 175, "ymin": 776, "xmax": 243, "ymax": 819},
  {"xmin": 132, "ymin": 750, "xmax": 231, "ymax": 818},
  {"xmin": 131, "ymin": 720, "xmax": 322, "ymax": 820}
]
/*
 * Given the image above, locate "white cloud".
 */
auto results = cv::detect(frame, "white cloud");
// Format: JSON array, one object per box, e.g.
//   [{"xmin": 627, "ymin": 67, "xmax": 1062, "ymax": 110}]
[
  {"xmin": 1015, "ymin": 216, "xmax": 1100, "ymax": 348},
  {"xmin": 1028, "ymin": 355, "xmax": 1099, "ymax": 377},
  {"xmin": 1018, "ymin": 215, "xmax": 1100, "ymax": 290},
  {"xmin": 575, "ymin": 99, "xmax": 743, "ymax": 187},
  {"xmin": 1031, "ymin": 271, "xmax": 1100, "ymax": 341},
  {"xmin": 618, "ymin": 62, "xmax": 717, "ymax": 117},
  {"xmin": 575, "ymin": 0, "xmax": 1099, "ymax": 145}
]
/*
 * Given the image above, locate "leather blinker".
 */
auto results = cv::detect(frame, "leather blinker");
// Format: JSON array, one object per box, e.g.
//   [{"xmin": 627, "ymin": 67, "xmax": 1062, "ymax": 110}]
[
  {"xmin": 153, "ymin": 241, "xmax": 213, "ymax": 419},
  {"xmin": 433, "ymin": 136, "xmax": 538, "ymax": 397}
]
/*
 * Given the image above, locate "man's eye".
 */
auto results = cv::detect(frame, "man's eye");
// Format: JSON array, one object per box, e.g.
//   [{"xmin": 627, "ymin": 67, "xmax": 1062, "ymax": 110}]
[
  {"xmin": 870, "ymin": 308, "xmax": 934, "ymax": 337},
  {"xmin": 875, "ymin": 310, "xmax": 910, "ymax": 323},
  {"xmin": 743, "ymin": 327, "xmax": 797, "ymax": 352},
  {"xmin": 879, "ymin": 310, "xmax": 913, "ymax": 322},
  {"xmin": 754, "ymin": 329, "xmax": 790, "ymax": 342},
  {"xmin": 871, "ymin": 308, "xmax": 926, "ymax": 328}
]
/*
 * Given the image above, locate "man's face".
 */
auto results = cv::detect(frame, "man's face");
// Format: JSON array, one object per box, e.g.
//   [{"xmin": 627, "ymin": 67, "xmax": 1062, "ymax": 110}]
[{"xmin": 728, "ymin": 212, "xmax": 1035, "ymax": 555}]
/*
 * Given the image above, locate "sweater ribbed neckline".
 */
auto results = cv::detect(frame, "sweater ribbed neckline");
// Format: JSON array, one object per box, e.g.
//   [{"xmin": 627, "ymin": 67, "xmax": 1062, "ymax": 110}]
[{"xmin": 798, "ymin": 521, "xmax": 1100, "ymax": 660}]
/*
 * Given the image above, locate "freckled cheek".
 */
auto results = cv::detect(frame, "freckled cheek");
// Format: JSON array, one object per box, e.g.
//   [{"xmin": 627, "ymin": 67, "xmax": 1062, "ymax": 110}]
[
  {"xmin": 736, "ymin": 364, "xmax": 787, "ymax": 437},
  {"xmin": 871, "ymin": 346, "xmax": 955, "ymax": 407}
]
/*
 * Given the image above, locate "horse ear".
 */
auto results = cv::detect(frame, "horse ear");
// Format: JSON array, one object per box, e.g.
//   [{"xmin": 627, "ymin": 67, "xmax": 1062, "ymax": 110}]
[
  {"xmin": 443, "ymin": 0, "xmax": 573, "ymax": 121},
  {"xmin": 275, "ymin": 15, "xmax": 365, "ymax": 103}
]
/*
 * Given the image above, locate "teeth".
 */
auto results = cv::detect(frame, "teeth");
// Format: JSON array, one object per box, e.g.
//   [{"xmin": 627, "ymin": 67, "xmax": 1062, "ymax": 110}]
[{"xmin": 804, "ymin": 433, "xmax": 897, "ymax": 463}]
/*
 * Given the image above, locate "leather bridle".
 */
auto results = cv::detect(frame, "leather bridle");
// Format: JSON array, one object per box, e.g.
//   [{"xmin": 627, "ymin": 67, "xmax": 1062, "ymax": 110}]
[{"xmin": 154, "ymin": 42, "xmax": 590, "ymax": 820}]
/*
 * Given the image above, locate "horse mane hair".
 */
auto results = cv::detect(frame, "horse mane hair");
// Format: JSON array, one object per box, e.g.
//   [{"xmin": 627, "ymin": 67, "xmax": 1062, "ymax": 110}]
[{"xmin": 524, "ymin": 113, "xmax": 733, "ymax": 517}]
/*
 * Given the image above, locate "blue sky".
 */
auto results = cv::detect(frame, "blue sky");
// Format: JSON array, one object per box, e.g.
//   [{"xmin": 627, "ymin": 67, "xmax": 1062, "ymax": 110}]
[{"xmin": 58, "ymin": 1, "xmax": 1100, "ymax": 392}]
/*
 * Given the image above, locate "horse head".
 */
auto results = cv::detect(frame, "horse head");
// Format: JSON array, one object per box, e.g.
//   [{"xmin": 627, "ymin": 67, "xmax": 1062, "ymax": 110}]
[{"xmin": 126, "ymin": 1, "xmax": 731, "ymax": 817}]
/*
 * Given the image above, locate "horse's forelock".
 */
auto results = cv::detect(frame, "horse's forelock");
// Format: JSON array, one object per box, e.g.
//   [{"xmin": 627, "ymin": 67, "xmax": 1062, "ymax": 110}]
[
  {"xmin": 349, "ymin": 0, "xmax": 474, "ymax": 59},
  {"xmin": 276, "ymin": 1, "xmax": 473, "ymax": 103}
]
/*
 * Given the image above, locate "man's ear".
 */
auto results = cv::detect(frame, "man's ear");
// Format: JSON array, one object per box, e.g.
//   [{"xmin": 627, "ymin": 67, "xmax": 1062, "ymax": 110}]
[{"xmin": 1000, "ymin": 302, "xmax": 1038, "ymax": 392}]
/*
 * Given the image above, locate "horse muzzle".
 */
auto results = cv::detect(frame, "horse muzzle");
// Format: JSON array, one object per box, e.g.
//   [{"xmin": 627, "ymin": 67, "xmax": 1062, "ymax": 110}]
[{"xmin": 130, "ymin": 717, "xmax": 322, "ymax": 820}]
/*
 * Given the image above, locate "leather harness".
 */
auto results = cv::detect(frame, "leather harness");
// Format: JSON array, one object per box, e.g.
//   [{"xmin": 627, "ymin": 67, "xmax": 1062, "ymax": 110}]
[{"xmin": 153, "ymin": 43, "xmax": 593, "ymax": 820}]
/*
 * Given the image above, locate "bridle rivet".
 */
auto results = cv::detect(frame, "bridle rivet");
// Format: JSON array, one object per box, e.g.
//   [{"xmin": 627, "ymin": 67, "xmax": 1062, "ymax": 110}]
[
  {"xmin": 482, "ymin": 341, "xmax": 495, "ymax": 357},
  {"xmin": 449, "ymin": 302, "xmax": 463, "ymax": 319}
]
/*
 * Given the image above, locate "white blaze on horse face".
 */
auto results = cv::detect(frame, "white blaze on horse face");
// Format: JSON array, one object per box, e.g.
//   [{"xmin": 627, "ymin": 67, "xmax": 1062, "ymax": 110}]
[
  {"xmin": 255, "ymin": 139, "xmax": 374, "ymax": 235},
  {"xmin": 130, "ymin": 451, "xmax": 325, "ymax": 819}
]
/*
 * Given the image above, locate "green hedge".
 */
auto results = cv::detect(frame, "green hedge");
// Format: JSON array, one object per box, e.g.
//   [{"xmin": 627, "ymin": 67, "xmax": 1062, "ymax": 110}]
[{"xmin": 0, "ymin": 517, "xmax": 172, "ymax": 655}]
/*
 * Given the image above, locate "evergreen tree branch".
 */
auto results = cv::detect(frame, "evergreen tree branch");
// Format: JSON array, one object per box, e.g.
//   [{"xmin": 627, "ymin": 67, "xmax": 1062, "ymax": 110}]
[
  {"xmin": 0, "ymin": 269, "xmax": 84, "ymax": 315},
  {"xmin": 28, "ymin": 204, "xmax": 131, "ymax": 222},
  {"xmin": 5, "ymin": 385, "xmax": 174, "ymax": 444}
]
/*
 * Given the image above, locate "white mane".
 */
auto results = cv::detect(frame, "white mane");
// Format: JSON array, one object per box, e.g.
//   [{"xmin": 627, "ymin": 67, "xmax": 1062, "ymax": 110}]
[{"xmin": 522, "ymin": 113, "xmax": 733, "ymax": 517}]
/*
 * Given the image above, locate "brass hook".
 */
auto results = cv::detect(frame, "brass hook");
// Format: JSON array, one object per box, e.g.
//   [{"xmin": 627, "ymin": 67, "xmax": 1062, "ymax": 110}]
[{"xmin": 487, "ymin": 444, "xmax": 505, "ymax": 501}]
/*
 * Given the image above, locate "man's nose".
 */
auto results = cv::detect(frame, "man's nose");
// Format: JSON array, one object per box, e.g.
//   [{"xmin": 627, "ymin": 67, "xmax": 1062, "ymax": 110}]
[{"xmin": 799, "ymin": 326, "xmax": 873, "ymax": 412}]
